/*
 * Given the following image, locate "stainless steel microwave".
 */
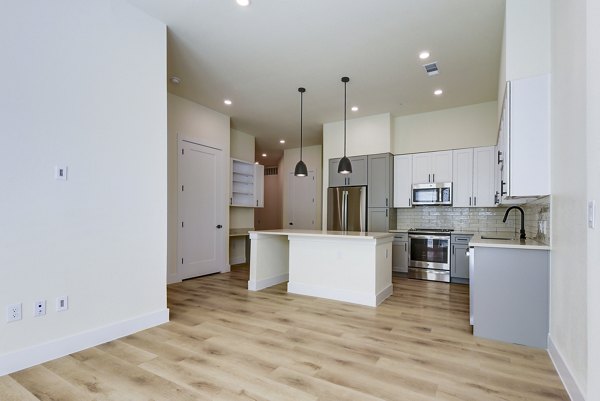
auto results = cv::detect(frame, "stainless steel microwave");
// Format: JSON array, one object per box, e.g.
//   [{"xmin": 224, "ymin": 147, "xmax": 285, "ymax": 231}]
[{"xmin": 412, "ymin": 182, "xmax": 452, "ymax": 205}]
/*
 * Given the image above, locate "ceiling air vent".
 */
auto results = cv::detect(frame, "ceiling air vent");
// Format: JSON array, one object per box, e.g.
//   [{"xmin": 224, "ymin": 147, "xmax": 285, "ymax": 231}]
[
  {"xmin": 423, "ymin": 62, "xmax": 439, "ymax": 76},
  {"xmin": 265, "ymin": 166, "xmax": 278, "ymax": 176}
]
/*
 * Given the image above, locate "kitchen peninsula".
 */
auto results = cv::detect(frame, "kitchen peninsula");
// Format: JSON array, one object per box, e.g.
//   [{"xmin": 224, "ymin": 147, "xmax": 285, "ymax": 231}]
[{"xmin": 248, "ymin": 229, "xmax": 394, "ymax": 307}]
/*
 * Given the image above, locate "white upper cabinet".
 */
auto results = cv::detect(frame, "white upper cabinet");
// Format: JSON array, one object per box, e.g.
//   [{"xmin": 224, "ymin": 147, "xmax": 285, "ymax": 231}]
[
  {"xmin": 412, "ymin": 150, "xmax": 452, "ymax": 184},
  {"xmin": 230, "ymin": 158, "xmax": 264, "ymax": 208},
  {"xmin": 452, "ymin": 148, "xmax": 474, "ymax": 207},
  {"xmin": 472, "ymin": 147, "xmax": 496, "ymax": 207},
  {"xmin": 452, "ymin": 147, "xmax": 496, "ymax": 208},
  {"xmin": 393, "ymin": 154, "xmax": 413, "ymax": 208},
  {"xmin": 498, "ymin": 74, "xmax": 550, "ymax": 202}
]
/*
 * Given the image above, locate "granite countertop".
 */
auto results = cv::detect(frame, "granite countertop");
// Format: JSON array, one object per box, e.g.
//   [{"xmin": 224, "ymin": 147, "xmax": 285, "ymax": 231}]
[
  {"xmin": 250, "ymin": 229, "xmax": 394, "ymax": 240},
  {"xmin": 469, "ymin": 233, "xmax": 551, "ymax": 250}
]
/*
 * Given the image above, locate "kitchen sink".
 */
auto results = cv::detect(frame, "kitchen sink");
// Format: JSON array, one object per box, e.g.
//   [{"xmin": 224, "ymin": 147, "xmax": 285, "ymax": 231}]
[{"xmin": 480, "ymin": 236, "xmax": 515, "ymax": 240}]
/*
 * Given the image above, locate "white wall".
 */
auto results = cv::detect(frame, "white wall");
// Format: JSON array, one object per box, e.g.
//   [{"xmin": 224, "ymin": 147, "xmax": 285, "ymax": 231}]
[
  {"xmin": 550, "ymin": 0, "xmax": 588, "ymax": 396},
  {"xmin": 322, "ymin": 113, "xmax": 392, "ymax": 229},
  {"xmin": 167, "ymin": 93, "xmax": 230, "ymax": 280},
  {"xmin": 499, "ymin": 0, "xmax": 551, "ymax": 108},
  {"xmin": 282, "ymin": 145, "xmax": 323, "ymax": 229},
  {"xmin": 392, "ymin": 102, "xmax": 498, "ymax": 154},
  {"xmin": 0, "ymin": 0, "xmax": 167, "ymax": 372},
  {"xmin": 587, "ymin": 1, "xmax": 600, "ymax": 399}
]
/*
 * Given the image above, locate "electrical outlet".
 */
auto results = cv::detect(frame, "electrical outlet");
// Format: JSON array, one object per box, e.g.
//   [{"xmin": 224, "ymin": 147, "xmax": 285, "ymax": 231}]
[
  {"xmin": 6, "ymin": 303, "xmax": 22, "ymax": 322},
  {"xmin": 34, "ymin": 300, "xmax": 46, "ymax": 317},
  {"xmin": 56, "ymin": 296, "xmax": 68, "ymax": 312}
]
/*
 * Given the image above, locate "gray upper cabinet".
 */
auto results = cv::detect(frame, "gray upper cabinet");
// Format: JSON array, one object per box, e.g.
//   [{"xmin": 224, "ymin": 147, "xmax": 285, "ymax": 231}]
[
  {"xmin": 328, "ymin": 155, "xmax": 368, "ymax": 187},
  {"xmin": 367, "ymin": 153, "xmax": 394, "ymax": 207},
  {"xmin": 368, "ymin": 207, "xmax": 396, "ymax": 232}
]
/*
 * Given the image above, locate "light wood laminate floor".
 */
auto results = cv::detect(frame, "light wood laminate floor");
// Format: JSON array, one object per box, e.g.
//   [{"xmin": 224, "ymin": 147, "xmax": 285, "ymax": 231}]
[{"xmin": 2, "ymin": 266, "xmax": 568, "ymax": 401}]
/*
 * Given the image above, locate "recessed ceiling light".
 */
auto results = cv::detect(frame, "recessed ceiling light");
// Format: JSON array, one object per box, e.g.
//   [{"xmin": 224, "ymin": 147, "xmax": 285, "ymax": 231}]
[
  {"xmin": 169, "ymin": 76, "xmax": 181, "ymax": 85},
  {"xmin": 262, "ymin": 153, "xmax": 267, "ymax": 157},
  {"xmin": 419, "ymin": 51, "xmax": 430, "ymax": 60},
  {"xmin": 224, "ymin": 99, "xmax": 232, "ymax": 105},
  {"xmin": 434, "ymin": 89, "xmax": 443, "ymax": 96},
  {"xmin": 351, "ymin": 106, "xmax": 359, "ymax": 112},
  {"xmin": 279, "ymin": 140, "xmax": 285, "ymax": 144},
  {"xmin": 236, "ymin": 0, "xmax": 250, "ymax": 6}
]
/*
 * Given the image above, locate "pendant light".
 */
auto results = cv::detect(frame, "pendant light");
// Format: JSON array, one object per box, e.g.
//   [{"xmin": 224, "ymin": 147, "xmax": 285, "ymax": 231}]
[
  {"xmin": 338, "ymin": 76, "xmax": 352, "ymax": 174},
  {"xmin": 294, "ymin": 87, "xmax": 308, "ymax": 177}
]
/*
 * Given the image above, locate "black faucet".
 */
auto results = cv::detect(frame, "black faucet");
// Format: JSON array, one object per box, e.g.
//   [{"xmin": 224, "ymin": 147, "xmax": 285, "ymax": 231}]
[{"xmin": 503, "ymin": 206, "xmax": 526, "ymax": 240}]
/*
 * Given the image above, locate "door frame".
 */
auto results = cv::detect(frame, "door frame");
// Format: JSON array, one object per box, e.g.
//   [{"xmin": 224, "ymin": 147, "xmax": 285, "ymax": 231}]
[{"xmin": 175, "ymin": 135, "xmax": 227, "ymax": 283}]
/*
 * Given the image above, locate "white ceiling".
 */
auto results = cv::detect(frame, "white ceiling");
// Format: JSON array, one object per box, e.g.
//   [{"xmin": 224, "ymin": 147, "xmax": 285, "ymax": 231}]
[{"xmin": 128, "ymin": 0, "xmax": 505, "ymax": 165}]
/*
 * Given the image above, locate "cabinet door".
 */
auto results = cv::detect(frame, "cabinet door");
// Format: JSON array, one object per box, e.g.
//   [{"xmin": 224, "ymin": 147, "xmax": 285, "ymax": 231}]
[
  {"xmin": 452, "ymin": 148, "xmax": 473, "ymax": 207},
  {"xmin": 367, "ymin": 207, "xmax": 390, "ymax": 232},
  {"xmin": 473, "ymin": 147, "xmax": 495, "ymax": 207},
  {"xmin": 412, "ymin": 153, "xmax": 432, "ymax": 184},
  {"xmin": 393, "ymin": 154, "xmax": 412, "ymax": 207},
  {"xmin": 329, "ymin": 158, "xmax": 346, "ymax": 187},
  {"xmin": 431, "ymin": 150, "xmax": 453, "ymax": 183},
  {"xmin": 347, "ymin": 155, "xmax": 368, "ymax": 186},
  {"xmin": 253, "ymin": 164, "xmax": 264, "ymax": 208},
  {"xmin": 392, "ymin": 240, "xmax": 409, "ymax": 273},
  {"xmin": 368, "ymin": 153, "xmax": 392, "ymax": 207},
  {"xmin": 452, "ymin": 244, "xmax": 469, "ymax": 279}
]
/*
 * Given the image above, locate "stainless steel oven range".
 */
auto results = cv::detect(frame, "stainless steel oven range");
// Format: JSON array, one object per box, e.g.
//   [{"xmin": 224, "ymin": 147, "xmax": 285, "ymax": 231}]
[{"xmin": 408, "ymin": 228, "xmax": 453, "ymax": 282}]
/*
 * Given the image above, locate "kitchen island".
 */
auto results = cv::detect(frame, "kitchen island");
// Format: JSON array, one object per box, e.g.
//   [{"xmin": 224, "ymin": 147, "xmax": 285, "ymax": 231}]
[{"xmin": 248, "ymin": 229, "xmax": 394, "ymax": 307}]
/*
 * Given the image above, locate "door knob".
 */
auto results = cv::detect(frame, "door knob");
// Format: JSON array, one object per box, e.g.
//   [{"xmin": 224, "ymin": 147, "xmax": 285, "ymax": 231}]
[
  {"xmin": 289, "ymin": 222, "xmax": 294, "ymax": 225},
  {"xmin": 216, "ymin": 225, "xmax": 223, "ymax": 229}
]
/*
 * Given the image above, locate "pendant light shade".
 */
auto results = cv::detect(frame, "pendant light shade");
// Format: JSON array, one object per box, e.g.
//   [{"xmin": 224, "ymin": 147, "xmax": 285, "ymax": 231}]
[
  {"xmin": 338, "ymin": 77, "xmax": 352, "ymax": 174},
  {"xmin": 294, "ymin": 87, "xmax": 308, "ymax": 177}
]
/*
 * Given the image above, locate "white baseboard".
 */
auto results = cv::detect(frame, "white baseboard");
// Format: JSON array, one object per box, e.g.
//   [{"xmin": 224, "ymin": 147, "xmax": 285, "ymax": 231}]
[
  {"xmin": 229, "ymin": 256, "xmax": 245, "ymax": 265},
  {"xmin": 0, "ymin": 308, "xmax": 169, "ymax": 376},
  {"xmin": 167, "ymin": 273, "xmax": 181, "ymax": 285},
  {"xmin": 287, "ymin": 282, "xmax": 393, "ymax": 307},
  {"xmin": 548, "ymin": 334, "xmax": 585, "ymax": 401},
  {"xmin": 248, "ymin": 273, "xmax": 289, "ymax": 291},
  {"xmin": 376, "ymin": 284, "xmax": 394, "ymax": 305}
]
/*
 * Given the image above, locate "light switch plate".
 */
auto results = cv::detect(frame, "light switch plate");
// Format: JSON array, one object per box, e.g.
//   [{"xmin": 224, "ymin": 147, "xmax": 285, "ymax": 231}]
[
  {"xmin": 589, "ymin": 200, "xmax": 596, "ymax": 229},
  {"xmin": 55, "ymin": 165, "xmax": 68, "ymax": 180}
]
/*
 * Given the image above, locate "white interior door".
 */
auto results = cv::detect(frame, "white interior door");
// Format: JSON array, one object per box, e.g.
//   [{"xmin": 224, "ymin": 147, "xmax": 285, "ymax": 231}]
[
  {"xmin": 288, "ymin": 171, "xmax": 316, "ymax": 229},
  {"xmin": 178, "ymin": 139, "xmax": 224, "ymax": 280}
]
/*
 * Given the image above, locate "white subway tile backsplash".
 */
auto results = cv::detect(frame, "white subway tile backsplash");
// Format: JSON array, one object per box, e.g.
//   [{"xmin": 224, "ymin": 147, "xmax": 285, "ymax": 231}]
[{"xmin": 395, "ymin": 196, "xmax": 551, "ymax": 245}]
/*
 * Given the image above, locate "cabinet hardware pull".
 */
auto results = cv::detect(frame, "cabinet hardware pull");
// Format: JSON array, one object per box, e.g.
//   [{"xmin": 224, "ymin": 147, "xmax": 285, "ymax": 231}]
[
  {"xmin": 386, "ymin": 209, "xmax": 388, "ymax": 217},
  {"xmin": 432, "ymin": 174, "xmax": 435, "ymax": 182},
  {"xmin": 256, "ymin": 200, "xmax": 258, "ymax": 207},
  {"xmin": 469, "ymin": 197, "xmax": 471, "ymax": 206},
  {"xmin": 405, "ymin": 243, "xmax": 407, "ymax": 251},
  {"xmin": 216, "ymin": 225, "xmax": 223, "ymax": 229},
  {"xmin": 386, "ymin": 198, "xmax": 388, "ymax": 207},
  {"xmin": 409, "ymin": 198, "xmax": 411, "ymax": 206},
  {"xmin": 501, "ymin": 180, "xmax": 507, "ymax": 196},
  {"xmin": 474, "ymin": 196, "xmax": 477, "ymax": 206},
  {"xmin": 428, "ymin": 173, "xmax": 431, "ymax": 182}
]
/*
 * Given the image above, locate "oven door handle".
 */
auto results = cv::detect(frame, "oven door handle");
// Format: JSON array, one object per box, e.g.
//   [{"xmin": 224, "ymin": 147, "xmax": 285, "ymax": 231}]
[{"xmin": 409, "ymin": 234, "xmax": 450, "ymax": 240}]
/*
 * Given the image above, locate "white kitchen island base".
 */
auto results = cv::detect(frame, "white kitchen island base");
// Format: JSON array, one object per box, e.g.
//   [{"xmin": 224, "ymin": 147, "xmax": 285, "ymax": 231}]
[{"xmin": 248, "ymin": 229, "xmax": 394, "ymax": 307}]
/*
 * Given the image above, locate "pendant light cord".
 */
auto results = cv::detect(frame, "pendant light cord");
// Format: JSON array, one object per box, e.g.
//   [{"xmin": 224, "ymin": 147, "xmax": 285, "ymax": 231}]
[
  {"xmin": 343, "ymin": 80, "xmax": 347, "ymax": 157},
  {"xmin": 300, "ymin": 89, "xmax": 303, "ymax": 161}
]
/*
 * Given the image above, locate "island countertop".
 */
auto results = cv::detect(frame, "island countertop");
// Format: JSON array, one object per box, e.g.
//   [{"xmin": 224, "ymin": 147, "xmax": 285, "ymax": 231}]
[
  {"xmin": 249, "ymin": 229, "xmax": 394, "ymax": 240},
  {"xmin": 469, "ymin": 234, "xmax": 551, "ymax": 250}
]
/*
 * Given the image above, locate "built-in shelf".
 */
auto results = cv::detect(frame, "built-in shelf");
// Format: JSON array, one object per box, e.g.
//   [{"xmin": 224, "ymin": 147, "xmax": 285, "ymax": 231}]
[{"xmin": 230, "ymin": 158, "xmax": 264, "ymax": 208}]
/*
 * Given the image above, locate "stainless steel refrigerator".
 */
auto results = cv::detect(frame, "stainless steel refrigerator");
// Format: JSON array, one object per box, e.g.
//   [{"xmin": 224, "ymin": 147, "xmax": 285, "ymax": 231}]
[{"xmin": 327, "ymin": 186, "xmax": 367, "ymax": 232}]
